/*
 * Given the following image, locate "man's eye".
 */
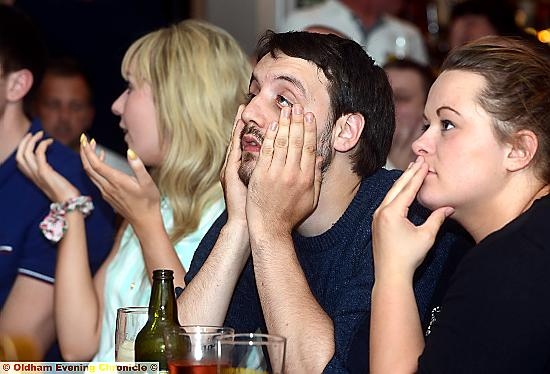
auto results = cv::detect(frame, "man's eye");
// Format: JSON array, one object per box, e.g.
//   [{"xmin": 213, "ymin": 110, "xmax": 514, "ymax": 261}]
[
  {"xmin": 276, "ymin": 95, "xmax": 292, "ymax": 107},
  {"xmin": 45, "ymin": 101, "xmax": 60, "ymax": 110},
  {"xmin": 441, "ymin": 120, "xmax": 455, "ymax": 131}
]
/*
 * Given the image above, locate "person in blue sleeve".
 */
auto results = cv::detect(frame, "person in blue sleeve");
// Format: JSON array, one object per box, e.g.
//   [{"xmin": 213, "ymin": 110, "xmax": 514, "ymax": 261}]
[
  {"xmin": 0, "ymin": 4, "xmax": 114, "ymax": 359},
  {"xmin": 174, "ymin": 30, "xmax": 473, "ymax": 373}
]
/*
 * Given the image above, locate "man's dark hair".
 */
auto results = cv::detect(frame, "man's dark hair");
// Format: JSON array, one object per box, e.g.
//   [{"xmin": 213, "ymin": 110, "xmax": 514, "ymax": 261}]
[
  {"xmin": 450, "ymin": 0, "xmax": 520, "ymax": 37},
  {"xmin": 44, "ymin": 56, "xmax": 95, "ymax": 104},
  {"xmin": 255, "ymin": 30, "xmax": 395, "ymax": 178},
  {"xmin": 0, "ymin": 4, "xmax": 48, "ymax": 109},
  {"xmin": 383, "ymin": 58, "xmax": 436, "ymax": 99}
]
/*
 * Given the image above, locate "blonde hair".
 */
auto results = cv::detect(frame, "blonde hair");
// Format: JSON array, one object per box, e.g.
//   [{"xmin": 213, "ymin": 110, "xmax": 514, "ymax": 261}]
[{"xmin": 121, "ymin": 20, "xmax": 251, "ymax": 243}]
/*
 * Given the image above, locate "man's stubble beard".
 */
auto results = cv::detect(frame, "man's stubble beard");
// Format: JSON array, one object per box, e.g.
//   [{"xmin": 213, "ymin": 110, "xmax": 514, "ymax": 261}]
[{"xmin": 237, "ymin": 120, "xmax": 334, "ymax": 187}]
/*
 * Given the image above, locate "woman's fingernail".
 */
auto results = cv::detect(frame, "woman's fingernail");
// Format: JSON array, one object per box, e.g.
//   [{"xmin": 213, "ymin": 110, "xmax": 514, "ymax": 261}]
[
  {"xmin": 90, "ymin": 138, "xmax": 96, "ymax": 148},
  {"xmin": 80, "ymin": 133, "xmax": 88, "ymax": 146},
  {"xmin": 127, "ymin": 148, "xmax": 137, "ymax": 160},
  {"xmin": 270, "ymin": 122, "xmax": 278, "ymax": 131}
]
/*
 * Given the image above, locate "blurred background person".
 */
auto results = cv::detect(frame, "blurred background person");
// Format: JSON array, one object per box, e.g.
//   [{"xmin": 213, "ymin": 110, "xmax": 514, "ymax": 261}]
[
  {"xmin": 449, "ymin": 0, "xmax": 525, "ymax": 50},
  {"xmin": 0, "ymin": 4, "xmax": 114, "ymax": 360},
  {"xmin": 384, "ymin": 58, "xmax": 435, "ymax": 170},
  {"xmin": 12, "ymin": 0, "xmax": 187, "ymax": 157},
  {"xmin": 281, "ymin": 0, "xmax": 429, "ymax": 65},
  {"xmin": 17, "ymin": 19, "xmax": 250, "ymax": 361},
  {"xmin": 34, "ymin": 57, "xmax": 131, "ymax": 175}
]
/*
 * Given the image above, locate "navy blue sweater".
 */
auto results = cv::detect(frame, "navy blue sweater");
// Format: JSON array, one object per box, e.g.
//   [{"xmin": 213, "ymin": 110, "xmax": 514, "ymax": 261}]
[{"xmin": 185, "ymin": 168, "xmax": 472, "ymax": 373}]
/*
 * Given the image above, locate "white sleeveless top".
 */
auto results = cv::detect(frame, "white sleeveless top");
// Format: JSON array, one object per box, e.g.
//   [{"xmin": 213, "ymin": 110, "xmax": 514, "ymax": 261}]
[{"xmin": 93, "ymin": 196, "xmax": 225, "ymax": 362}]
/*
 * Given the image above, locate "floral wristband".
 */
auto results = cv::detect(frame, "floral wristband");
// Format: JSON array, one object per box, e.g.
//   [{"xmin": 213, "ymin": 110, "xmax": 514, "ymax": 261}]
[{"xmin": 40, "ymin": 196, "xmax": 94, "ymax": 243}]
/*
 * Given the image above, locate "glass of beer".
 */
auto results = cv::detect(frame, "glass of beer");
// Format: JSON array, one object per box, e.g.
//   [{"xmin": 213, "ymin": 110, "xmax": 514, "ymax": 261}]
[
  {"xmin": 216, "ymin": 333, "xmax": 286, "ymax": 374},
  {"xmin": 115, "ymin": 306, "xmax": 149, "ymax": 362},
  {"xmin": 164, "ymin": 325, "xmax": 234, "ymax": 374}
]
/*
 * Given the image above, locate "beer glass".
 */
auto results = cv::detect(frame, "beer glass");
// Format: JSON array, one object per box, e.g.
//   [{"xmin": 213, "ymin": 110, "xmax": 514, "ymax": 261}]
[
  {"xmin": 115, "ymin": 306, "xmax": 148, "ymax": 362},
  {"xmin": 164, "ymin": 325, "xmax": 234, "ymax": 373},
  {"xmin": 216, "ymin": 333, "xmax": 286, "ymax": 374}
]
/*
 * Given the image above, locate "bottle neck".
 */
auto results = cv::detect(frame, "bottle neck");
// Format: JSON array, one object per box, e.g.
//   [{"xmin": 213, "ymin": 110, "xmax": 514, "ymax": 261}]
[{"xmin": 148, "ymin": 275, "xmax": 179, "ymax": 324}]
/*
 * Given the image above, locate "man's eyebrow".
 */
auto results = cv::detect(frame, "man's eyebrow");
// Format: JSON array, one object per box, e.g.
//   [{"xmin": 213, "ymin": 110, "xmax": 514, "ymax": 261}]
[{"xmin": 276, "ymin": 75, "xmax": 307, "ymax": 99}]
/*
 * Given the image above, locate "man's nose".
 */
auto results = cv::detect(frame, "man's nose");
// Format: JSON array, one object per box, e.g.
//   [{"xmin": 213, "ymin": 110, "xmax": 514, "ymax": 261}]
[
  {"xmin": 240, "ymin": 95, "xmax": 270, "ymax": 130},
  {"xmin": 58, "ymin": 105, "xmax": 72, "ymax": 121}
]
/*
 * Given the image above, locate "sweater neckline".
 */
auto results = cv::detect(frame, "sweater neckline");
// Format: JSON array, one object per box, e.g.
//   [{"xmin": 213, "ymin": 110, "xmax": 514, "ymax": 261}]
[{"xmin": 292, "ymin": 169, "xmax": 399, "ymax": 252}]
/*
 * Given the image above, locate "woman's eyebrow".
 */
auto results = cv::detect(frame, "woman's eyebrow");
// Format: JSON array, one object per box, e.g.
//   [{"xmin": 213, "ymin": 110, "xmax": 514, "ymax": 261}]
[{"xmin": 436, "ymin": 105, "xmax": 461, "ymax": 117}]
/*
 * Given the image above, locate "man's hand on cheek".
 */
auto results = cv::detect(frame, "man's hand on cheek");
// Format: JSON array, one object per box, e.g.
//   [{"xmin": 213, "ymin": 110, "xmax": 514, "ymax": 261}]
[
  {"xmin": 246, "ymin": 104, "xmax": 322, "ymax": 237},
  {"xmin": 222, "ymin": 104, "xmax": 249, "ymax": 227}
]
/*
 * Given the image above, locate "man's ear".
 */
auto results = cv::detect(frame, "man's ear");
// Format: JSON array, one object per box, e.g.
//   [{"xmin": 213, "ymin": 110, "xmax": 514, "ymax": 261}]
[
  {"xmin": 333, "ymin": 113, "xmax": 365, "ymax": 152},
  {"xmin": 505, "ymin": 129, "xmax": 538, "ymax": 172},
  {"xmin": 6, "ymin": 69, "xmax": 33, "ymax": 102}
]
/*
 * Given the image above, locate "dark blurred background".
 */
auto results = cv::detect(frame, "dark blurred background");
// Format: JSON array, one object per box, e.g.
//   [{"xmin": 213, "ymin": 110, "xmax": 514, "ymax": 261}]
[
  {"xmin": 12, "ymin": 0, "xmax": 191, "ymax": 156},
  {"xmin": 9, "ymin": 0, "xmax": 550, "ymax": 156}
]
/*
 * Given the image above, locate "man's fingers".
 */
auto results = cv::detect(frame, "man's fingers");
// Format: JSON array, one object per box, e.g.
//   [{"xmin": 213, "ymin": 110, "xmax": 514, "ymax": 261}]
[
  {"xmin": 313, "ymin": 155, "xmax": 323, "ymax": 207},
  {"xmin": 256, "ymin": 116, "xmax": 280, "ymax": 172},
  {"xmin": 269, "ymin": 107, "xmax": 291, "ymax": 168},
  {"xmin": 300, "ymin": 111, "xmax": 317, "ymax": 175},
  {"xmin": 222, "ymin": 118, "xmax": 245, "ymax": 181},
  {"xmin": 223, "ymin": 104, "xmax": 246, "ymax": 172},
  {"xmin": 286, "ymin": 105, "xmax": 306, "ymax": 169}
]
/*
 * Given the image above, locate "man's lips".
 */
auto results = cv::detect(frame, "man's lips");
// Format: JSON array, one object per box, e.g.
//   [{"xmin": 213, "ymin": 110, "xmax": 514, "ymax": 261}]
[{"xmin": 241, "ymin": 134, "xmax": 261, "ymax": 152}]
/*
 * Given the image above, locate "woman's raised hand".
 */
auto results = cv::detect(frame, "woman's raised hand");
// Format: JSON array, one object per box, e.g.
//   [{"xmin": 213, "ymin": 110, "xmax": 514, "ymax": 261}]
[
  {"xmin": 16, "ymin": 131, "xmax": 80, "ymax": 203},
  {"xmin": 372, "ymin": 156, "xmax": 454, "ymax": 281},
  {"xmin": 80, "ymin": 134, "xmax": 160, "ymax": 228}
]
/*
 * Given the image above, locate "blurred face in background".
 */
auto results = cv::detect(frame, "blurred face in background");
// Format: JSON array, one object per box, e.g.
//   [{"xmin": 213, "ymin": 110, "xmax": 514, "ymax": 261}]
[
  {"xmin": 386, "ymin": 67, "xmax": 426, "ymax": 136},
  {"xmin": 35, "ymin": 73, "xmax": 95, "ymax": 151},
  {"xmin": 449, "ymin": 15, "xmax": 497, "ymax": 49},
  {"xmin": 385, "ymin": 66, "xmax": 426, "ymax": 169}
]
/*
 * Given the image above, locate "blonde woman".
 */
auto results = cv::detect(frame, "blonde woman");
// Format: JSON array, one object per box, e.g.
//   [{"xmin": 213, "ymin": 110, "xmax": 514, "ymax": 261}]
[{"xmin": 17, "ymin": 20, "xmax": 250, "ymax": 361}]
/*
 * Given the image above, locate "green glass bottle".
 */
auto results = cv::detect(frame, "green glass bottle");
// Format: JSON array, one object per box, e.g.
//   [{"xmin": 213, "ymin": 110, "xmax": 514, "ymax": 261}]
[{"xmin": 134, "ymin": 269, "xmax": 180, "ymax": 373}]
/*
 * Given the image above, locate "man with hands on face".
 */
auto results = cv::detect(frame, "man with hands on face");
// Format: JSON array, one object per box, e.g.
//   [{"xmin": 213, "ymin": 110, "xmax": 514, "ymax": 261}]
[{"xmin": 178, "ymin": 31, "xmax": 472, "ymax": 373}]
